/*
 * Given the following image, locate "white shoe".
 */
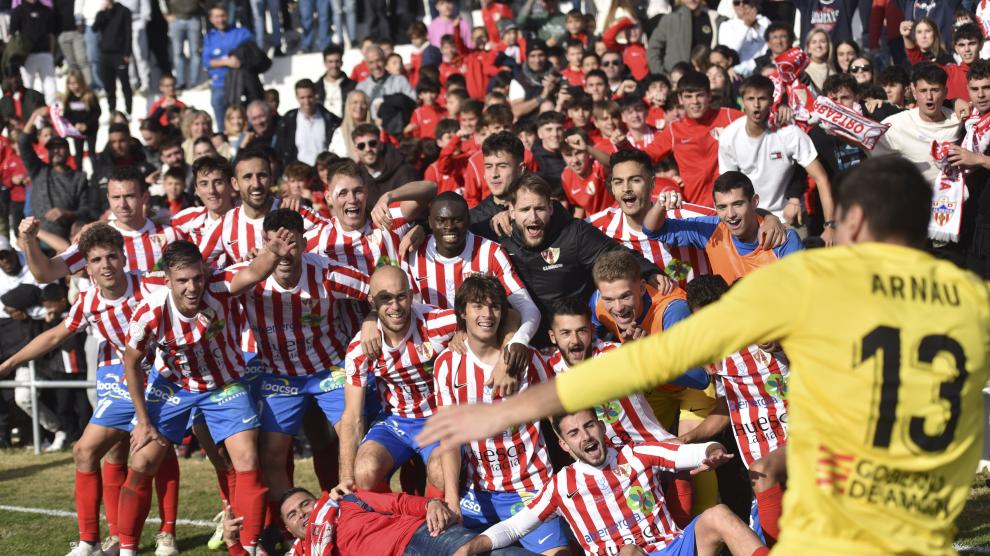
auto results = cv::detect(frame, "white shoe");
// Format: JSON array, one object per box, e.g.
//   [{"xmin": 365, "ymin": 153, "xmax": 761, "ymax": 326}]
[
  {"xmin": 46, "ymin": 430, "xmax": 67, "ymax": 452},
  {"xmin": 65, "ymin": 541, "xmax": 104, "ymax": 556},
  {"xmin": 155, "ymin": 532, "xmax": 179, "ymax": 556},
  {"xmin": 101, "ymin": 535, "xmax": 120, "ymax": 556},
  {"xmin": 207, "ymin": 511, "xmax": 225, "ymax": 550}
]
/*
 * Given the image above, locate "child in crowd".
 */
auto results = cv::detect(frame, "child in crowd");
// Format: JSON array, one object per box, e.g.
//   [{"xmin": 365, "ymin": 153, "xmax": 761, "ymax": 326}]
[
  {"xmin": 592, "ymin": 99, "xmax": 623, "ymax": 153},
  {"xmin": 280, "ymin": 161, "xmax": 316, "ymax": 208},
  {"xmin": 562, "ymin": 40, "xmax": 586, "ymax": 86},
  {"xmin": 644, "ymin": 74, "xmax": 673, "ymax": 130},
  {"xmin": 406, "ymin": 80, "xmax": 447, "ymax": 139},
  {"xmin": 424, "ymin": 118, "xmax": 468, "ymax": 194},
  {"xmin": 604, "ymin": 17, "xmax": 648, "ymax": 80},
  {"xmin": 619, "ymin": 96, "xmax": 656, "ymax": 150},
  {"xmin": 565, "ymin": 9, "xmax": 588, "ymax": 45},
  {"xmin": 561, "ymin": 128, "xmax": 611, "ymax": 217},
  {"xmin": 152, "ymin": 167, "xmax": 195, "ymax": 216}
]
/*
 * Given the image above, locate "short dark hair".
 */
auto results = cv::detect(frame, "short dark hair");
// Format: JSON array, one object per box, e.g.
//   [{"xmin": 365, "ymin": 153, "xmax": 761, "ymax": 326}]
[
  {"xmin": 322, "ymin": 43, "xmax": 344, "ymax": 58},
  {"xmin": 481, "ymin": 103, "xmax": 514, "ymax": 129},
  {"xmin": 107, "ymin": 166, "xmax": 148, "ymax": 193},
  {"xmin": 40, "ymin": 282, "xmax": 68, "ymax": 303},
  {"xmin": 278, "ymin": 487, "xmax": 316, "ymax": 511},
  {"xmin": 536, "ymin": 111, "xmax": 566, "ymax": 129},
  {"xmin": 460, "ymin": 98, "xmax": 484, "ymax": 117},
  {"xmin": 295, "ymin": 78, "xmax": 316, "ymax": 92},
  {"xmin": 431, "ymin": 190, "xmax": 469, "ymax": 216},
  {"xmin": 159, "ymin": 135, "xmax": 183, "ymax": 154},
  {"xmin": 454, "ymin": 275, "xmax": 508, "ymax": 331},
  {"xmin": 953, "ymin": 23, "xmax": 983, "ymax": 45},
  {"xmin": 584, "ymin": 69, "xmax": 607, "ymax": 83},
  {"xmin": 416, "ymin": 79, "xmax": 440, "ymax": 95},
  {"xmin": 911, "ymin": 62, "xmax": 948, "ymax": 87},
  {"xmin": 822, "ymin": 73, "xmax": 859, "ymax": 96},
  {"xmin": 163, "ymin": 167, "xmax": 185, "ymax": 183},
  {"xmin": 618, "ymin": 95, "xmax": 647, "ymax": 112},
  {"xmin": 351, "ymin": 123, "xmax": 380, "ymax": 140},
  {"xmin": 407, "ymin": 21, "xmax": 428, "ymax": 39},
  {"xmin": 739, "ymin": 74, "xmax": 775, "ymax": 97},
  {"xmin": 968, "ymin": 59, "xmax": 990, "ymax": 82},
  {"xmin": 193, "ymin": 155, "xmax": 233, "ymax": 182},
  {"xmin": 551, "ymin": 297, "xmax": 592, "ymax": 321},
  {"xmin": 108, "ymin": 122, "xmax": 130, "ymax": 136},
  {"xmin": 764, "ymin": 22, "xmax": 794, "ymax": 43},
  {"xmin": 562, "ymin": 91, "xmax": 593, "ymax": 112},
  {"xmin": 685, "ymin": 275, "xmax": 729, "ymax": 312},
  {"xmin": 835, "ymin": 156, "xmax": 931, "ymax": 246},
  {"xmin": 505, "ymin": 173, "xmax": 552, "ymax": 205},
  {"xmin": 878, "ymin": 65, "xmax": 910, "ymax": 87},
  {"xmin": 262, "ymin": 208, "xmax": 305, "ymax": 233},
  {"xmin": 609, "ymin": 148, "xmax": 653, "ymax": 176},
  {"xmin": 161, "ymin": 240, "xmax": 204, "ymax": 272},
  {"xmin": 712, "ymin": 171, "xmax": 755, "ymax": 199},
  {"xmin": 482, "ymin": 131, "xmax": 524, "ymax": 164},
  {"xmin": 435, "ymin": 118, "xmax": 460, "ymax": 139},
  {"xmin": 78, "ymin": 223, "xmax": 125, "ymax": 259},
  {"xmin": 677, "ymin": 70, "xmax": 710, "ymax": 94},
  {"xmin": 233, "ymin": 148, "xmax": 271, "ymax": 174},
  {"xmin": 549, "ymin": 408, "xmax": 596, "ymax": 437}
]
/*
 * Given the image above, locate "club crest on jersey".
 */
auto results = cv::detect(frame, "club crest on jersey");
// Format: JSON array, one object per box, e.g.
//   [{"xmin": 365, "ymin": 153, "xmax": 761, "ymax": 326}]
[
  {"xmin": 150, "ymin": 233, "xmax": 168, "ymax": 247},
  {"xmin": 586, "ymin": 181, "xmax": 596, "ymax": 195},
  {"xmin": 540, "ymin": 247, "xmax": 560, "ymax": 265},
  {"xmin": 626, "ymin": 486, "xmax": 655, "ymax": 514},
  {"xmin": 932, "ymin": 197, "xmax": 957, "ymax": 226},
  {"xmin": 754, "ymin": 349, "xmax": 771, "ymax": 367},
  {"xmin": 415, "ymin": 342, "xmax": 435, "ymax": 361},
  {"xmin": 300, "ymin": 311, "xmax": 325, "ymax": 327},
  {"xmin": 664, "ymin": 258, "xmax": 691, "ymax": 282},
  {"xmin": 595, "ymin": 401, "xmax": 623, "ymax": 424}
]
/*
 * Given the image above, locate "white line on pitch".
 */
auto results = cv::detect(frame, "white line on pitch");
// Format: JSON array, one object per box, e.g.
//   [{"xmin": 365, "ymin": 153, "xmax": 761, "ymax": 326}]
[{"xmin": 0, "ymin": 504, "xmax": 215, "ymax": 528}]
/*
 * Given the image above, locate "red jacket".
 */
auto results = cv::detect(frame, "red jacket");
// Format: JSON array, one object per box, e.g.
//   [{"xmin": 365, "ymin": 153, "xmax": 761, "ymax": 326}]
[
  {"xmin": 409, "ymin": 105, "xmax": 448, "ymax": 139},
  {"xmin": 482, "ymin": 2, "xmax": 513, "ymax": 43},
  {"xmin": 453, "ymin": 30, "xmax": 501, "ymax": 100},
  {"xmin": 603, "ymin": 18, "xmax": 649, "ymax": 81}
]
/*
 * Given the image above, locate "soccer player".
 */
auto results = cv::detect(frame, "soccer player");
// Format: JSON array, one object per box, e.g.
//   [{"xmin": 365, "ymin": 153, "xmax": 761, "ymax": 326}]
[
  {"xmin": 422, "ymin": 156, "xmax": 990, "ymax": 555},
  {"xmin": 21, "ymin": 166, "xmax": 188, "ymax": 283},
  {"xmin": 339, "ymin": 265, "xmax": 457, "ymax": 494},
  {"xmin": 635, "ymin": 70, "xmax": 743, "ymax": 206},
  {"xmin": 120, "ymin": 234, "xmax": 295, "ymax": 555},
  {"xmin": 0, "ymin": 224, "xmax": 171, "ymax": 556},
  {"xmin": 433, "ymin": 276, "xmax": 569, "ymax": 555},
  {"xmin": 643, "ymin": 171, "xmax": 803, "ymax": 285},
  {"xmin": 545, "ymin": 297, "xmax": 670, "ymax": 448},
  {"xmin": 680, "ymin": 275, "xmax": 789, "ymax": 545},
  {"xmin": 453, "ymin": 409, "xmax": 767, "ymax": 556},
  {"xmin": 223, "ymin": 208, "xmax": 375, "ymax": 533},
  {"xmin": 169, "ymin": 155, "xmax": 237, "ymax": 242}
]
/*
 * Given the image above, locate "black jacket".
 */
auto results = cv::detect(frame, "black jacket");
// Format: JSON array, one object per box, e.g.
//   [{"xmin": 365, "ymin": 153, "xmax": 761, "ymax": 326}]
[
  {"xmin": 531, "ymin": 140, "xmax": 565, "ymax": 198},
  {"xmin": 89, "ymin": 138, "xmax": 154, "ymax": 211},
  {"xmin": 19, "ymin": 131, "xmax": 96, "ymax": 240},
  {"xmin": 313, "ymin": 72, "xmax": 356, "ymax": 117},
  {"xmin": 223, "ymin": 41, "xmax": 271, "ymax": 108},
  {"xmin": 474, "ymin": 205, "xmax": 662, "ymax": 346},
  {"xmin": 0, "ymin": 88, "xmax": 45, "ymax": 126},
  {"xmin": 93, "ymin": 3, "xmax": 131, "ymax": 56},
  {"xmin": 52, "ymin": 0, "xmax": 76, "ymax": 34},
  {"xmin": 273, "ymin": 105, "xmax": 341, "ymax": 165},
  {"xmin": 10, "ymin": 1, "xmax": 54, "ymax": 53},
  {"xmin": 369, "ymin": 144, "xmax": 419, "ymax": 197}
]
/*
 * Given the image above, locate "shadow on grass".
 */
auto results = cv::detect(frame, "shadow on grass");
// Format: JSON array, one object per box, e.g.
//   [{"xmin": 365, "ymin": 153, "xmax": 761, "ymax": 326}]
[
  {"xmin": 0, "ymin": 455, "xmax": 73, "ymax": 482},
  {"xmin": 177, "ymin": 532, "xmax": 216, "ymax": 551}
]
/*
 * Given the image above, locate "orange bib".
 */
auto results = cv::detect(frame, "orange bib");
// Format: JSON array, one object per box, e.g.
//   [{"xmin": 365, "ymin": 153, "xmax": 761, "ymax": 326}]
[{"xmin": 704, "ymin": 221, "xmax": 778, "ymax": 284}]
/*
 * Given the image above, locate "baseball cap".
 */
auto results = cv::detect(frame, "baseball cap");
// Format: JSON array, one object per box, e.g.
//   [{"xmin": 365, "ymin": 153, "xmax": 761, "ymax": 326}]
[{"xmin": 497, "ymin": 19, "xmax": 518, "ymax": 35}]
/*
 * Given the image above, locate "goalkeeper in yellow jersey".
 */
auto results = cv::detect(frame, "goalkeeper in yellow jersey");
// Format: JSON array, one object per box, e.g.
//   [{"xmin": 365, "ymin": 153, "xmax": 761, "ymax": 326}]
[{"xmin": 421, "ymin": 155, "xmax": 990, "ymax": 555}]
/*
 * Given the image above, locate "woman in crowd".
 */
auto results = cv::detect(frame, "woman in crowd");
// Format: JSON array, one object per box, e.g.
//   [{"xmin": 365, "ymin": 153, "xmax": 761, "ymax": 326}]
[
  {"xmin": 804, "ymin": 28, "xmax": 835, "ymax": 91},
  {"xmin": 329, "ymin": 90, "xmax": 371, "ymax": 160},
  {"xmin": 834, "ymin": 39, "xmax": 861, "ymax": 74},
  {"xmin": 61, "ymin": 69, "xmax": 100, "ymax": 169},
  {"xmin": 181, "ymin": 109, "xmax": 214, "ymax": 162}
]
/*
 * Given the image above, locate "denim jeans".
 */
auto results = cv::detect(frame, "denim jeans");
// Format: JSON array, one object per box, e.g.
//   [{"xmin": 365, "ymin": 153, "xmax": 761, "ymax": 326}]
[
  {"xmin": 83, "ymin": 25, "xmax": 104, "ymax": 91},
  {"xmin": 211, "ymin": 86, "xmax": 227, "ymax": 133},
  {"xmin": 298, "ymin": 0, "xmax": 330, "ymax": 51},
  {"xmin": 250, "ymin": 0, "xmax": 281, "ymax": 49},
  {"xmin": 329, "ymin": 0, "xmax": 355, "ymax": 45},
  {"xmin": 402, "ymin": 522, "xmax": 538, "ymax": 555},
  {"xmin": 169, "ymin": 17, "xmax": 202, "ymax": 87}
]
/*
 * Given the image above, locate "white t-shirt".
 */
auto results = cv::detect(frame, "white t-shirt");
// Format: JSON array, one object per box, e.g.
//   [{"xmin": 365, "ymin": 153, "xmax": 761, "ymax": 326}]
[
  {"xmin": 718, "ymin": 118, "xmax": 818, "ymax": 217},
  {"xmin": 872, "ymin": 107, "xmax": 962, "ymax": 184}
]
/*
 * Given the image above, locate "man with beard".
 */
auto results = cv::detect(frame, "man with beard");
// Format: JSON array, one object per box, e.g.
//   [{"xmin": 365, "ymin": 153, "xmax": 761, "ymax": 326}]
[
  {"xmin": 545, "ymin": 297, "xmax": 670, "ymax": 449},
  {"xmin": 351, "ymin": 123, "xmax": 419, "ymax": 195},
  {"xmin": 473, "ymin": 172, "xmax": 669, "ymax": 347},
  {"xmin": 433, "ymin": 276, "xmax": 569, "ymax": 555},
  {"xmin": 453, "ymin": 409, "xmax": 766, "ymax": 556},
  {"xmin": 170, "ymin": 156, "xmax": 237, "ymax": 245},
  {"xmin": 507, "ymin": 40, "xmax": 560, "ymax": 120},
  {"xmin": 22, "ymin": 166, "xmax": 188, "ymax": 282},
  {"xmin": 339, "ymin": 265, "xmax": 457, "ymax": 496},
  {"xmin": 223, "ymin": 209, "xmax": 377, "ymax": 538}
]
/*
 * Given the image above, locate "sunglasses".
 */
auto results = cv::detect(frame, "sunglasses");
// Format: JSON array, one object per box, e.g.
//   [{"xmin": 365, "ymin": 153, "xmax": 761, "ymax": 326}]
[
  {"xmin": 355, "ymin": 140, "xmax": 379, "ymax": 151},
  {"xmin": 849, "ymin": 64, "xmax": 872, "ymax": 74},
  {"xmin": 602, "ymin": 60, "xmax": 621, "ymax": 67},
  {"xmin": 732, "ymin": 0, "xmax": 753, "ymax": 5}
]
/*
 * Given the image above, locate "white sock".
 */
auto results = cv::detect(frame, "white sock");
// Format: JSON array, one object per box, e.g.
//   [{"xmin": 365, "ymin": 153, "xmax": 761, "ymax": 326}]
[{"xmin": 120, "ymin": 550, "xmax": 137, "ymax": 556}]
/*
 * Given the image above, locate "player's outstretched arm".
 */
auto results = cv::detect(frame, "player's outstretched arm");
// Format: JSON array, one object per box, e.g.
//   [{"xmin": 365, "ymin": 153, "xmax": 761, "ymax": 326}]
[
  {"xmin": 228, "ymin": 227, "xmax": 296, "ymax": 296},
  {"xmin": 18, "ymin": 217, "xmax": 70, "ymax": 283},
  {"xmin": 336, "ymin": 383, "xmax": 367, "ymax": 488},
  {"xmin": 0, "ymin": 323, "xmax": 74, "ymax": 378}
]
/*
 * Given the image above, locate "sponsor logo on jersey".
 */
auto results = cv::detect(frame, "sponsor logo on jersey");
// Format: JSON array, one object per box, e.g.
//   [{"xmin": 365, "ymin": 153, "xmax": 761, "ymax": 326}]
[
  {"xmin": 625, "ymin": 485, "xmax": 655, "ymax": 514},
  {"xmin": 595, "ymin": 401, "xmax": 623, "ymax": 424},
  {"xmin": 765, "ymin": 372, "xmax": 787, "ymax": 400},
  {"xmin": 510, "ymin": 491, "xmax": 537, "ymax": 515},
  {"xmin": 147, "ymin": 381, "xmax": 180, "ymax": 405}
]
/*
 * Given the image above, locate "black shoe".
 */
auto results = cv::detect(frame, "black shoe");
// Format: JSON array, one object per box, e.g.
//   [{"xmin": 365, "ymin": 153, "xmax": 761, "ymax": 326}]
[
  {"xmin": 272, "ymin": 47, "xmax": 286, "ymax": 58},
  {"xmin": 0, "ymin": 433, "xmax": 11, "ymax": 449}
]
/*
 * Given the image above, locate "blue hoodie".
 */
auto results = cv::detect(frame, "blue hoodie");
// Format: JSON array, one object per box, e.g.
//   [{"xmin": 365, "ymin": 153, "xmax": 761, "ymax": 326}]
[{"xmin": 202, "ymin": 26, "xmax": 254, "ymax": 89}]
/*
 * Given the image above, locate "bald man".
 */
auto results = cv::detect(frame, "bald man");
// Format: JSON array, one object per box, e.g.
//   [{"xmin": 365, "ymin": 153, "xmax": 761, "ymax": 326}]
[{"xmin": 339, "ymin": 265, "xmax": 459, "ymax": 493}]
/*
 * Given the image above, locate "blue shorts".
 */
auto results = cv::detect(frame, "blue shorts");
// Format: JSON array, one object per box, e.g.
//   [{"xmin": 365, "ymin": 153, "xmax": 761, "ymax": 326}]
[
  {"xmin": 144, "ymin": 374, "xmax": 259, "ymax": 444},
  {"xmin": 258, "ymin": 368, "xmax": 379, "ymax": 434},
  {"xmin": 90, "ymin": 364, "xmax": 135, "ymax": 432},
  {"xmin": 362, "ymin": 415, "xmax": 438, "ymax": 471},
  {"xmin": 650, "ymin": 515, "xmax": 700, "ymax": 556},
  {"xmin": 459, "ymin": 485, "xmax": 569, "ymax": 553}
]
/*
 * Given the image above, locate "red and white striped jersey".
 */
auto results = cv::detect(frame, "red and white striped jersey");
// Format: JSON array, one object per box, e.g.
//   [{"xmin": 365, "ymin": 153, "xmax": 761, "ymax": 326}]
[
  {"xmin": 713, "ymin": 345, "xmax": 789, "ymax": 467},
  {"xmin": 199, "ymin": 199, "xmax": 326, "ymax": 266},
  {"xmin": 226, "ymin": 254, "xmax": 371, "ymax": 375},
  {"xmin": 290, "ymin": 491, "xmax": 339, "ymax": 556},
  {"xmin": 626, "ymin": 127, "xmax": 657, "ymax": 151},
  {"xmin": 345, "ymin": 305, "xmax": 458, "ymax": 418},
  {"xmin": 304, "ymin": 203, "xmax": 408, "ymax": 272},
  {"xmin": 545, "ymin": 340, "xmax": 672, "ymax": 448},
  {"xmin": 402, "ymin": 233, "xmax": 525, "ymax": 309},
  {"xmin": 126, "ymin": 272, "xmax": 245, "ymax": 392},
  {"xmin": 587, "ymin": 205, "xmax": 713, "ymax": 283},
  {"xmin": 434, "ymin": 347, "xmax": 554, "ymax": 493},
  {"xmin": 170, "ymin": 206, "xmax": 223, "ymax": 244},
  {"xmin": 61, "ymin": 219, "xmax": 186, "ymax": 275},
  {"xmin": 63, "ymin": 272, "xmax": 164, "ymax": 366},
  {"xmin": 528, "ymin": 442, "xmax": 686, "ymax": 555}
]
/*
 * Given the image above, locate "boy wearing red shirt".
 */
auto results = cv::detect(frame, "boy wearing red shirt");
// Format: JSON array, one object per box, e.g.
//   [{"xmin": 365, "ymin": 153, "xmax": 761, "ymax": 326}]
[
  {"xmin": 425, "ymin": 118, "xmax": 470, "ymax": 194},
  {"xmin": 603, "ymin": 17, "xmax": 648, "ymax": 80},
  {"xmin": 406, "ymin": 80, "xmax": 447, "ymax": 139},
  {"xmin": 562, "ymin": 92, "xmax": 599, "ymax": 143},
  {"xmin": 456, "ymin": 98, "xmax": 485, "ymax": 153},
  {"xmin": 946, "ymin": 24, "xmax": 983, "ymax": 101},
  {"xmin": 645, "ymin": 74, "xmax": 672, "ymax": 130},
  {"xmin": 481, "ymin": 0, "xmax": 513, "ymax": 43},
  {"xmin": 560, "ymin": 40, "xmax": 585, "ymax": 86},
  {"xmin": 591, "ymin": 99, "xmax": 623, "ymax": 154},
  {"xmin": 561, "ymin": 129, "xmax": 612, "ymax": 217},
  {"xmin": 637, "ymin": 71, "xmax": 743, "ymax": 206},
  {"xmin": 564, "ymin": 9, "xmax": 588, "ymax": 45},
  {"xmin": 493, "ymin": 19, "xmax": 525, "ymax": 65}
]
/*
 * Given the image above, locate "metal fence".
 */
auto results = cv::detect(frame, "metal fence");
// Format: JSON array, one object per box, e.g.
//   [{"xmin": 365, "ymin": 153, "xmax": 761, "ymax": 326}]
[{"xmin": 0, "ymin": 362, "xmax": 96, "ymax": 455}]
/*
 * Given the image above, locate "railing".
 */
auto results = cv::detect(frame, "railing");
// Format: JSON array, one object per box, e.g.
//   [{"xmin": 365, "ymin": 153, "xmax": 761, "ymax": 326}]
[{"xmin": 0, "ymin": 362, "xmax": 96, "ymax": 455}]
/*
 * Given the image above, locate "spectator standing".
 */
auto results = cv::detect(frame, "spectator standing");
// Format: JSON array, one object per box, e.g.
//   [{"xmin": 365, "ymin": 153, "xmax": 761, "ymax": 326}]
[
  {"xmin": 11, "ymin": 0, "xmax": 57, "ymax": 104},
  {"xmin": 793, "ymin": 0, "xmax": 860, "ymax": 43},
  {"xmin": 250, "ymin": 0, "xmax": 281, "ymax": 55},
  {"xmin": 93, "ymin": 0, "xmax": 133, "ymax": 115},
  {"xmin": 75, "ymin": 0, "xmax": 106, "ymax": 92},
  {"xmin": 62, "ymin": 68, "xmax": 101, "ymax": 169},
  {"xmin": 53, "ymin": 0, "xmax": 91, "ymax": 87},
  {"xmin": 146, "ymin": 74, "xmax": 187, "ymax": 127},
  {"xmin": 428, "ymin": 0, "xmax": 472, "ymax": 48},
  {"xmin": 517, "ymin": 0, "xmax": 566, "ymax": 44},
  {"xmin": 162, "ymin": 0, "xmax": 202, "ymax": 90},
  {"xmin": 117, "ymin": 0, "xmax": 150, "ymax": 93},
  {"xmin": 355, "ymin": 46, "xmax": 415, "ymax": 120},
  {"xmin": 0, "ymin": 72, "xmax": 45, "ymax": 130},
  {"xmin": 202, "ymin": 4, "xmax": 253, "ymax": 132},
  {"xmin": 19, "ymin": 107, "xmax": 95, "ymax": 241},
  {"xmin": 274, "ymin": 79, "xmax": 341, "ymax": 166},
  {"xmin": 647, "ymin": 0, "xmax": 725, "ymax": 76},
  {"xmin": 297, "ymin": 0, "xmax": 329, "ymax": 52},
  {"xmin": 329, "ymin": 0, "xmax": 356, "ymax": 46},
  {"xmin": 314, "ymin": 43, "xmax": 355, "ymax": 119},
  {"xmin": 717, "ymin": 0, "xmax": 770, "ymax": 77}
]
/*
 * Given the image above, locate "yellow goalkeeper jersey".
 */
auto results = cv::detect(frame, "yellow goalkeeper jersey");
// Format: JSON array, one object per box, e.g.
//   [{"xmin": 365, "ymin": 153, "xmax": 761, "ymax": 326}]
[{"xmin": 555, "ymin": 243, "xmax": 990, "ymax": 555}]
